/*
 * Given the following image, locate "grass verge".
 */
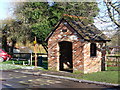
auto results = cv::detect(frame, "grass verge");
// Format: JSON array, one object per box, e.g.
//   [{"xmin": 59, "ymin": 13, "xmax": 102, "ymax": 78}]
[
  {"xmin": 77, "ymin": 71, "xmax": 119, "ymax": 84},
  {"xmin": 0, "ymin": 60, "xmax": 44, "ymax": 70}
]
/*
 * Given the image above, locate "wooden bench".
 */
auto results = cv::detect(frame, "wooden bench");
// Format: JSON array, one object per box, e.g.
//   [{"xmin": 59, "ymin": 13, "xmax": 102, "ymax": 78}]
[
  {"xmin": 11, "ymin": 53, "xmax": 47, "ymax": 65},
  {"xmin": 11, "ymin": 53, "xmax": 31, "ymax": 65}
]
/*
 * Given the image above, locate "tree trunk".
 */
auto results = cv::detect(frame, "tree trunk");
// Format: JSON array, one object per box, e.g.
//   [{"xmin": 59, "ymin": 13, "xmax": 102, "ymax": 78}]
[
  {"xmin": 2, "ymin": 35, "xmax": 8, "ymax": 52},
  {"xmin": 10, "ymin": 39, "xmax": 16, "ymax": 54}
]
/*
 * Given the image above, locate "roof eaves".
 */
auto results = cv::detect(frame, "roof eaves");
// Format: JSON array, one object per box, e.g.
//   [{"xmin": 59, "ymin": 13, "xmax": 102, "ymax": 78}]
[
  {"xmin": 45, "ymin": 18, "xmax": 65, "ymax": 42},
  {"xmin": 84, "ymin": 39, "xmax": 111, "ymax": 42}
]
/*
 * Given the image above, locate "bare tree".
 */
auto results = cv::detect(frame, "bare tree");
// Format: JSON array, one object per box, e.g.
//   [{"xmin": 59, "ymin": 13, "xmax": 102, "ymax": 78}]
[{"xmin": 104, "ymin": 0, "xmax": 120, "ymax": 27}]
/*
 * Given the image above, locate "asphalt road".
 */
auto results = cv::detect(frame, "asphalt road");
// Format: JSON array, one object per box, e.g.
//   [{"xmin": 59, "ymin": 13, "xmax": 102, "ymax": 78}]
[{"xmin": 1, "ymin": 70, "xmax": 118, "ymax": 89}]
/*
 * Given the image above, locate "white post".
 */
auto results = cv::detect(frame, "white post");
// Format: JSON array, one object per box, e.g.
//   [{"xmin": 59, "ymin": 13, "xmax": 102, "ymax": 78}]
[{"xmin": 31, "ymin": 53, "xmax": 32, "ymax": 66}]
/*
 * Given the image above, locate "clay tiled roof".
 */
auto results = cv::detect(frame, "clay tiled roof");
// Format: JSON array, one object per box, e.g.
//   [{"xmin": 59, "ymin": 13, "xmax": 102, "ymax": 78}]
[
  {"xmin": 45, "ymin": 18, "xmax": 110, "ymax": 42},
  {"xmin": 68, "ymin": 20, "xmax": 109, "ymax": 41}
]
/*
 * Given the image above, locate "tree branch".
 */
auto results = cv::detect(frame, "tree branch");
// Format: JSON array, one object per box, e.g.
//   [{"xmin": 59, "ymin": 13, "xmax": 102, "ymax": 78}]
[
  {"xmin": 108, "ymin": 2, "xmax": 120, "ymax": 15},
  {"xmin": 104, "ymin": 1, "xmax": 120, "ymax": 27}
]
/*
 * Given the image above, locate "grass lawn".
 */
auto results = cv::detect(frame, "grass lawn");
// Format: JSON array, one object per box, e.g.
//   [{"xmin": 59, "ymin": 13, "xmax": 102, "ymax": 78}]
[
  {"xmin": 0, "ymin": 61, "xmax": 24, "ymax": 70},
  {"xmin": 76, "ymin": 71, "xmax": 119, "ymax": 84},
  {"xmin": 107, "ymin": 66, "xmax": 119, "ymax": 71},
  {"xmin": 0, "ymin": 60, "xmax": 44, "ymax": 70}
]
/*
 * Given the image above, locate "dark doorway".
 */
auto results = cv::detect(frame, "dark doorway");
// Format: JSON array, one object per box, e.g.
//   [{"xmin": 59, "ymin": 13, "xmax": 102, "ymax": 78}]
[{"xmin": 59, "ymin": 41, "xmax": 73, "ymax": 72}]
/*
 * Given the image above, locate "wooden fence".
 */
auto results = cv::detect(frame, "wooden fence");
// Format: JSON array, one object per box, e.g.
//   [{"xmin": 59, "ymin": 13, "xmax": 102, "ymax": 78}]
[{"xmin": 106, "ymin": 56, "xmax": 120, "ymax": 67}]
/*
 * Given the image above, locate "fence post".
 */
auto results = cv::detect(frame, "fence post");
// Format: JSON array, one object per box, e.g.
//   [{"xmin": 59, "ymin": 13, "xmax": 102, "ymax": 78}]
[
  {"xmin": 30, "ymin": 53, "xmax": 32, "ymax": 66},
  {"xmin": 105, "ymin": 56, "xmax": 107, "ymax": 70}
]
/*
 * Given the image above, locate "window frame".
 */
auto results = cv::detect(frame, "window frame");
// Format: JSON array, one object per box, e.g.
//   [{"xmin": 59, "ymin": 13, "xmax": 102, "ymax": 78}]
[{"xmin": 90, "ymin": 43, "xmax": 97, "ymax": 57}]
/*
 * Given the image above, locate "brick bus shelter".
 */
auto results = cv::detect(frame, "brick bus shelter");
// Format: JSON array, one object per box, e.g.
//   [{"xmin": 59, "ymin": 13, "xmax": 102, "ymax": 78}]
[{"xmin": 45, "ymin": 18, "xmax": 110, "ymax": 73}]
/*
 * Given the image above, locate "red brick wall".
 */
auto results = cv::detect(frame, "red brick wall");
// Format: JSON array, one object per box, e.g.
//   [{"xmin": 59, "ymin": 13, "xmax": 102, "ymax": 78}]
[{"xmin": 83, "ymin": 42, "xmax": 102, "ymax": 73}]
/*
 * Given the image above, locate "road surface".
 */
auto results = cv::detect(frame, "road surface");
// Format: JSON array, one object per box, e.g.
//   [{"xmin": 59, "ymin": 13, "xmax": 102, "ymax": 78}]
[{"xmin": 1, "ymin": 70, "xmax": 118, "ymax": 89}]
